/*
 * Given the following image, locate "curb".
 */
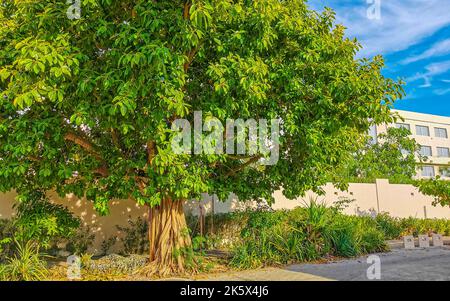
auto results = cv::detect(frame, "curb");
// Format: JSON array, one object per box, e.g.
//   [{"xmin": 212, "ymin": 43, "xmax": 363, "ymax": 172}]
[{"xmin": 387, "ymin": 237, "xmax": 450, "ymax": 249}]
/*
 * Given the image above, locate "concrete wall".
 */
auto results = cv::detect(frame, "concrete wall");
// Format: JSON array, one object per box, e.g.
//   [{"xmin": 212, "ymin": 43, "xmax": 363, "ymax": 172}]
[
  {"xmin": 0, "ymin": 191, "xmax": 148, "ymax": 254},
  {"xmin": 193, "ymin": 179, "xmax": 450, "ymax": 219},
  {"xmin": 0, "ymin": 191, "xmax": 16, "ymax": 219},
  {"xmin": 271, "ymin": 179, "xmax": 450, "ymax": 219},
  {"xmin": 1, "ymin": 179, "xmax": 450, "ymax": 252}
]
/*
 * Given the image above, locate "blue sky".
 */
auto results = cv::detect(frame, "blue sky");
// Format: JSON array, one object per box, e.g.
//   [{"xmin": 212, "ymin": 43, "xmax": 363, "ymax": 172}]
[{"xmin": 308, "ymin": 0, "xmax": 450, "ymax": 117}]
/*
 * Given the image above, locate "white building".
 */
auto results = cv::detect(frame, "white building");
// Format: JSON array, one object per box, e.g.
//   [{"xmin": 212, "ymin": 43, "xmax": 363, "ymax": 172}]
[{"xmin": 373, "ymin": 109, "xmax": 450, "ymax": 179}]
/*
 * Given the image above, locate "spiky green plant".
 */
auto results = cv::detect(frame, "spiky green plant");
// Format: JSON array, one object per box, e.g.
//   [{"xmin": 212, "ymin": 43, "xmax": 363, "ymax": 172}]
[{"xmin": 0, "ymin": 240, "xmax": 48, "ymax": 281}]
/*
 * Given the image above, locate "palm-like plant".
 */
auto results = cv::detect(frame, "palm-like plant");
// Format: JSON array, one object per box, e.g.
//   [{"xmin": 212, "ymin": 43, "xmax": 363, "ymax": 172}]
[{"xmin": 0, "ymin": 240, "xmax": 48, "ymax": 281}]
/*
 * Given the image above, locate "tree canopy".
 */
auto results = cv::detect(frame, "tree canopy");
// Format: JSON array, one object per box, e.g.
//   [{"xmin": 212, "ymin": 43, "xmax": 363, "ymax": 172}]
[
  {"xmin": 0, "ymin": 0, "xmax": 404, "ymax": 274},
  {"xmin": 340, "ymin": 127, "xmax": 422, "ymax": 183},
  {"xmin": 415, "ymin": 178, "xmax": 450, "ymax": 207}
]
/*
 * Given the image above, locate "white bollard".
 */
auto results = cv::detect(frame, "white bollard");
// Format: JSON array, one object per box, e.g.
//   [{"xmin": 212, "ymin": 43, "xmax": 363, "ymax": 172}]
[
  {"xmin": 403, "ymin": 236, "xmax": 415, "ymax": 249},
  {"xmin": 418, "ymin": 235, "xmax": 430, "ymax": 248},
  {"xmin": 432, "ymin": 234, "xmax": 444, "ymax": 247}
]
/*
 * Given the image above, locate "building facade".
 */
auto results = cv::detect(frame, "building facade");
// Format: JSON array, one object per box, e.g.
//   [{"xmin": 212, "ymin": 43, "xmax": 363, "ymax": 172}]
[{"xmin": 372, "ymin": 109, "xmax": 450, "ymax": 179}]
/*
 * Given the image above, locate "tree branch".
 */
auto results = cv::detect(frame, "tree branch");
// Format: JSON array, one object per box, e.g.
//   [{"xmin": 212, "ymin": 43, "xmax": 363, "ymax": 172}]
[
  {"xmin": 184, "ymin": 47, "xmax": 198, "ymax": 73},
  {"xmin": 183, "ymin": 1, "xmax": 191, "ymax": 20},
  {"xmin": 222, "ymin": 155, "xmax": 262, "ymax": 178},
  {"xmin": 147, "ymin": 141, "xmax": 156, "ymax": 167},
  {"xmin": 64, "ymin": 132, "xmax": 101, "ymax": 159},
  {"xmin": 182, "ymin": 1, "xmax": 198, "ymax": 73},
  {"xmin": 64, "ymin": 131, "xmax": 109, "ymax": 176}
]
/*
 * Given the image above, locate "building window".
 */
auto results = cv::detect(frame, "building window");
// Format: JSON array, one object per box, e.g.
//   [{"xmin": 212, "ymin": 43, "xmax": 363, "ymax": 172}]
[
  {"xmin": 421, "ymin": 166, "xmax": 435, "ymax": 177},
  {"xmin": 396, "ymin": 123, "xmax": 411, "ymax": 131},
  {"xmin": 435, "ymin": 127, "xmax": 448, "ymax": 138},
  {"xmin": 437, "ymin": 147, "xmax": 450, "ymax": 157},
  {"xmin": 440, "ymin": 167, "xmax": 450, "ymax": 178},
  {"xmin": 416, "ymin": 125, "xmax": 430, "ymax": 136},
  {"xmin": 419, "ymin": 145, "xmax": 432, "ymax": 157},
  {"xmin": 401, "ymin": 148, "xmax": 410, "ymax": 155}
]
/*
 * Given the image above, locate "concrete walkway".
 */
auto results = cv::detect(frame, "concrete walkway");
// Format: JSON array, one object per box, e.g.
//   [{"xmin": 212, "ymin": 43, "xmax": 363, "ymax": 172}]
[{"xmin": 198, "ymin": 247, "xmax": 450, "ymax": 281}]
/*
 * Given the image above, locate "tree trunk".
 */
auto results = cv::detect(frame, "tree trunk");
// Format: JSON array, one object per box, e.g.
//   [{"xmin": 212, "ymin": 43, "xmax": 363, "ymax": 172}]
[{"xmin": 145, "ymin": 198, "xmax": 193, "ymax": 276}]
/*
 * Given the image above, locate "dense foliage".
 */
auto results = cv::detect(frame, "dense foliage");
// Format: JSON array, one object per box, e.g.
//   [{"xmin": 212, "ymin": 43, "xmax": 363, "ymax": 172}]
[
  {"xmin": 415, "ymin": 178, "xmax": 450, "ymax": 207},
  {"xmin": 339, "ymin": 127, "xmax": 422, "ymax": 183},
  {"xmin": 230, "ymin": 202, "xmax": 387, "ymax": 268},
  {"xmin": 0, "ymin": 190, "xmax": 80, "ymax": 272},
  {"xmin": 0, "ymin": 0, "xmax": 402, "ymax": 209},
  {"xmin": 116, "ymin": 217, "xmax": 149, "ymax": 255},
  {"xmin": 0, "ymin": 219, "xmax": 14, "ymax": 261},
  {"xmin": 13, "ymin": 191, "xmax": 80, "ymax": 248}
]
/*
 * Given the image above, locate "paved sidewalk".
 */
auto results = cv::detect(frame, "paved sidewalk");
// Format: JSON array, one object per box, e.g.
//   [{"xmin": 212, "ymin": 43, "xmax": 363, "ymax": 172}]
[
  {"xmin": 196, "ymin": 247, "xmax": 450, "ymax": 281},
  {"xmin": 288, "ymin": 247, "xmax": 450, "ymax": 281}
]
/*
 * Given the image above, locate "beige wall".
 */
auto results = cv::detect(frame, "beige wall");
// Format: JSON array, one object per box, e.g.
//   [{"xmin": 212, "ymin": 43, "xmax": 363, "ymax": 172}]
[
  {"xmin": 50, "ymin": 192, "xmax": 149, "ymax": 254},
  {"xmin": 0, "ymin": 191, "xmax": 148, "ymax": 254},
  {"xmin": 195, "ymin": 179, "xmax": 450, "ymax": 219},
  {"xmin": 276, "ymin": 179, "xmax": 450, "ymax": 219},
  {"xmin": 0, "ymin": 191, "xmax": 17, "ymax": 219},
  {"xmin": 271, "ymin": 182, "xmax": 380, "ymax": 215},
  {"xmin": 1, "ymin": 179, "xmax": 449, "ymax": 253}
]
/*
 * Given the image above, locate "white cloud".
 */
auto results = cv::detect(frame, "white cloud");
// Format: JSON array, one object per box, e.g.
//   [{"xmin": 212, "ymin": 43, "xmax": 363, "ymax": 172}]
[
  {"xmin": 402, "ymin": 39, "xmax": 450, "ymax": 64},
  {"xmin": 426, "ymin": 61, "xmax": 450, "ymax": 74},
  {"xmin": 419, "ymin": 77, "xmax": 432, "ymax": 88},
  {"xmin": 309, "ymin": 0, "xmax": 450, "ymax": 57},
  {"xmin": 407, "ymin": 60, "xmax": 450, "ymax": 87},
  {"xmin": 434, "ymin": 88, "xmax": 450, "ymax": 95}
]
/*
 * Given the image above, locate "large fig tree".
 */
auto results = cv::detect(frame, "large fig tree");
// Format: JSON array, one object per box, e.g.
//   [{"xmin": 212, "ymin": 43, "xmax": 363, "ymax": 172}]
[{"xmin": 0, "ymin": 0, "xmax": 402, "ymax": 275}]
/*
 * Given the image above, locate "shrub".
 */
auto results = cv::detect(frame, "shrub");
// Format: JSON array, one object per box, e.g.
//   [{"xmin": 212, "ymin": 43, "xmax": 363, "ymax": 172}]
[
  {"xmin": 65, "ymin": 226, "xmax": 96, "ymax": 255},
  {"xmin": 116, "ymin": 217, "xmax": 148, "ymax": 255},
  {"xmin": 356, "ymin": 217, "xmax": 388, "ymax": 253},
  {"xmin": 230, "ymin": 200, "xmax": 388, "ymax": 269},
  {"xmin": 328, "ymin": 215, "xmax": 361, "ymax": 257},
  {"xmin": 0, "ymin": 219, "xmax": 16, "ymax": 262},
  {"xmin": 369, "ymin": 215, "xmax": 450, "ymax": 238},
  {"xmin": 14, "ymin": 191, "xmax": 81, "ymax": 249},
  {"xmin": 399, "ymin": 217, "xmax": 450, "ymax": 237},
  {"xmin": 101, "ymin": 237, "xmax": 118, "ymax": 256},
  {"xmin": 0, "ymin": 240, "xmax": 48, "ymax": 281},
  {"xmin": 374, "ymin": 213, "xmax": 402, "ymax": 240},
  {"xmin": 186, "ymin": 211, "xmax": 249, "ymax": 250},
  {"xmin": 228, "ymin": 202, "xmax": 450, "ymax": 270}
]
